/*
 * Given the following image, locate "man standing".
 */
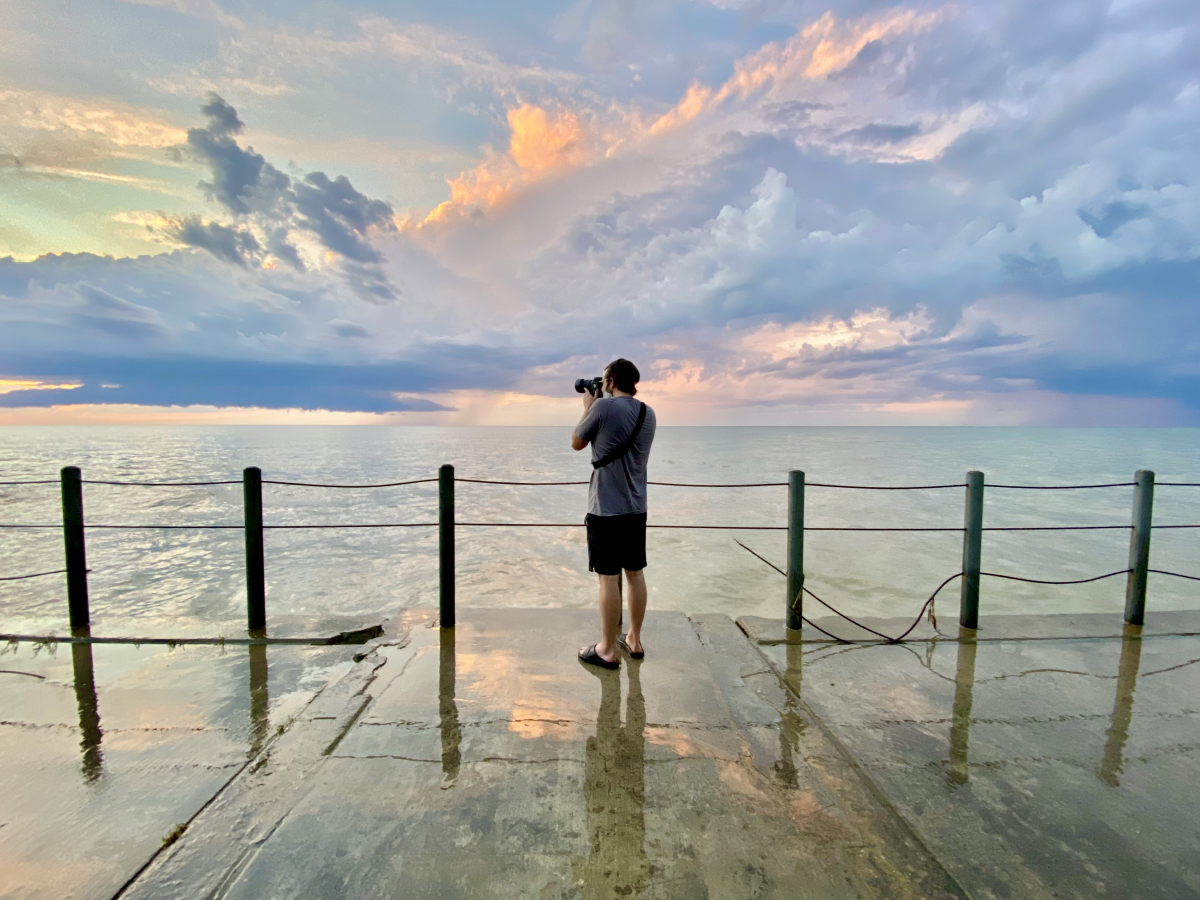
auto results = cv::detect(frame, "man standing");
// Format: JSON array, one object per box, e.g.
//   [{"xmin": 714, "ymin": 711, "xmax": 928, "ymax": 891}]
[{"xmin": 572, "ymin": 358, "xmax": 657, "ymax": 669}]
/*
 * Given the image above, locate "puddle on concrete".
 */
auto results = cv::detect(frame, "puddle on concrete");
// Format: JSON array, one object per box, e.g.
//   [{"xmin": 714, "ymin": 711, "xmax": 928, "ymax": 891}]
[{"xmin": 0, "ymin": 639, "xmax": 360, "ymax": 900}]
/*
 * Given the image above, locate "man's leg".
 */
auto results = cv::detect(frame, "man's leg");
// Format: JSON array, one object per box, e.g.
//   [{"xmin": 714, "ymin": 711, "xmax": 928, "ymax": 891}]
[
  {"xmin": 623, "ymin": 568, "xmax": 647, "ymax": 654},
  {"xmin": 594, "ymin": 574, "xmax": 622, "ymax": 662}
]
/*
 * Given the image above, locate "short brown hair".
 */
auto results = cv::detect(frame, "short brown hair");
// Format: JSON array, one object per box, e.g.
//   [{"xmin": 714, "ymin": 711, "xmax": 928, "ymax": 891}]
[{"xmin": 605, "ymin": 358, "xmax": 640, "ymax": 395}]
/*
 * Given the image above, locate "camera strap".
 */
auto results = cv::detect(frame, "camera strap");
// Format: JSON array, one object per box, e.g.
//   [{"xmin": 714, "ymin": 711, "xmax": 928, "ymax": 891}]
[{"xmin": 592, "ymin": 401, "xmax": 648, "ymax": 470}]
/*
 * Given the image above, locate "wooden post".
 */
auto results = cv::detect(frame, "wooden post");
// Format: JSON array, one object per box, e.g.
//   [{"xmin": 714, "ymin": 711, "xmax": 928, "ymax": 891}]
[
  {"xmin": 439, "ymin": 464, "xmax": 455, "ymax": 628},
  {"xmin": 959, "ymin": 471, "xmax": 984, "ymax": 630},
  {"xmin": 786, "ymin": 470, "xmax": 804, "ymax": 632},
  {"xmin": 1124, "ymin": 470, "xmax": 1154, "ymax": 627},
  {"xmin": 243, "ymin": 467, "xmax": 266, "ymax": 632},
  {"xmin": 60, "ymin": 466, "xmax": 89, "ymax": 629}
]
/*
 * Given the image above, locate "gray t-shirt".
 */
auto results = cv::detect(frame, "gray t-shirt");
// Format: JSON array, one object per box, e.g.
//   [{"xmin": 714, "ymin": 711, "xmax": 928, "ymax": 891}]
[{"xmin": 574, "ymin": 395, "xmax": 657, "ymax": 516}]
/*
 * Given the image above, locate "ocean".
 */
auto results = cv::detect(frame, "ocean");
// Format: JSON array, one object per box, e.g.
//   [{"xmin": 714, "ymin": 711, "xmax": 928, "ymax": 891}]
[{"xmin": 1, "ymin": 426, "xmax": 1197, "ymax": 633}]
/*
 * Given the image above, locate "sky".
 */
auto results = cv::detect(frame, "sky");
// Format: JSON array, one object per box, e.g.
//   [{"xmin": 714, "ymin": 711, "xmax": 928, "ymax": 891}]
[{"xmin": 1, "ymin": 0, "xmax": 1198, "ymax": 425}]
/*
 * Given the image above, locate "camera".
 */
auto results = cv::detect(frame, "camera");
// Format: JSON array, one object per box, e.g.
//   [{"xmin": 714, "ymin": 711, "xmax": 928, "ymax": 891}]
[{"xmin": 575, "ymin": 376, "xmax": 604, "ymax": 396}]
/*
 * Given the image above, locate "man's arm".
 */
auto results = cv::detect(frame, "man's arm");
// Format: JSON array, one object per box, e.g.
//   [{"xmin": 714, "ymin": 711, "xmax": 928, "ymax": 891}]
[{"xmin": 572, "ymin": 389, "xmax": 601, "ymax": 451}]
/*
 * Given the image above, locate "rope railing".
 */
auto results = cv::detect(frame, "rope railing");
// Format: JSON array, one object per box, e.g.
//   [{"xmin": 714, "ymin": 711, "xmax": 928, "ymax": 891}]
[
  {"xmin": 9, "ymin": 475, "xmax": 1194, "ymax": 490},
  {"xmin": 263, "ymin": 477, "xmax": 439, "ymax": 488},
  {"xmin": 83, "ymin": 479, "xmax": 241, "ymax": 486},
  {"xmin": 0, "ymin": 569, "xmax": 67, "ymax": 582},
  {"xmin": 3, "ymin": 464, "xmax": 1197, "ymax": 635},
  {"xmin": 12, "ymin": 522, "xmax": 1200, "ymax": 532}
]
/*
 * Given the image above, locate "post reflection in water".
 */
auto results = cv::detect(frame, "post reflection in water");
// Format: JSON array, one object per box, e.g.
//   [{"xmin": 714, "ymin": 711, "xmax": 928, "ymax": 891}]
[
  {"xmin": 248, "ymin": 642, "xmax": 270, "ymax": 758},
  {"xmin": 776, "ymin": 642, "xmax": 804, "ymax": 787},
  {"xmin": 574, "ymin": 664, "xmax": 650, "ymax": 900},
  {"xmin": 70, "ymin": 634, "xmax": 103, "ymax": 784},
  {"xmin": 438, "ymin": 628, "xmax": 461, "ymax": 788},
  {"xmin": 947, "ymin": 631, "xmax": 978, "ymax": 787},
  {"xmin": 1099, "ymin": 626, "xmax": 1142, "ymax": 787}
]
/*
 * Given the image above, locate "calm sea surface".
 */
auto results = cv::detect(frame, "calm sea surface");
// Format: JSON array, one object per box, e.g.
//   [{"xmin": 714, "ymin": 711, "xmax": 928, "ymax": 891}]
[{"xmin": 1, "ymin": 427, "xmax": 1197, "ymax": 633}]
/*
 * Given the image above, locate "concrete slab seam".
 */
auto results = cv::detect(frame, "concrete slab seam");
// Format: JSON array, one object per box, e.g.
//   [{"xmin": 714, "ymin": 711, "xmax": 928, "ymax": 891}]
[{"xmin": 745, "ymin": 635, "xmax": 973, "ymax": 900}]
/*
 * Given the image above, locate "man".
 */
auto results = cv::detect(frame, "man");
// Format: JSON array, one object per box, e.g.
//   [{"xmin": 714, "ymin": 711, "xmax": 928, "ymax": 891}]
[{"xmin": 571, "ymin": 358, "xmax": 657, "ymax": 669}]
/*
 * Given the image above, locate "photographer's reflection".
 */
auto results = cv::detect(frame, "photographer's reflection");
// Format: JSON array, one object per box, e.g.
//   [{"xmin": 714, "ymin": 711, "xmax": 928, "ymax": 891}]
[
  {"xmin": 71, "ymin": 635, "xmax": 103, "ymax": 784},
  {"xmin": 574, "ymin": 663, "xmax": 650, "ymax": 899}
]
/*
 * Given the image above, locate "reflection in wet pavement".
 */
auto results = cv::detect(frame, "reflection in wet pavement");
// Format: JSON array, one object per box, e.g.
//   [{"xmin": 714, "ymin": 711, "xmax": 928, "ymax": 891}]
[
  {"xmin": 946, "ymin": 632, "xmax": 976, "ymax": 787},
  {"xmin": 574, "ymin": 664, "xmax": 650, "ymax": 899},
  {"xmin": 0, "ymin": 638, "xmax": 361, "ymax": 900},
  {"xmin": 17, "ymin": 608, "xmax": 1196, "ymax": 900},
  {"xmin": 1099, "ymin": 625, "xmax": 1141, "ymax": 787},
  {"xmin": 438, "ymin": 626, "xmax": 461, "ymax": 786},
  {"xmin": 767, "ymin": 623, "xmax": 1200, "ymax": 899},
  {"xmin": 247, "ymin": 641, "xmax": 271, "ymax": 759},
  {"xmin": 137, "ymin": 609, "xmax": 967, "ymax": 900},
  {"xmin": 70, "ymin": 634, "xmax": 104, "ymax": 784}
]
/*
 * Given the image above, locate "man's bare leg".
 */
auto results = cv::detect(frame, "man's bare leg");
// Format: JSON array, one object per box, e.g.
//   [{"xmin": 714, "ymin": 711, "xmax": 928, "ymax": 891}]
[
  {"xmin": 581, "ymin": 573, "xmax": 623, "ymax": 663},
  {"xmin": 623, "ymin": 568, "xmax": 647, "ymax": 654}
]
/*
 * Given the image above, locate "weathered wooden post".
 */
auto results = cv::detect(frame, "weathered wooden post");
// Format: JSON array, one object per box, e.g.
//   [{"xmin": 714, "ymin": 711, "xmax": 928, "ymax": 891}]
[
  {"xmin": 786, "ymin": 469, "xmax": 804, "ymax": 632},
  {"xmin": 439, "ymin": 464, "xmax": 455, "ymax": 628},
  {"xmin": 1124, "ymin": 469, "xmax": 1154, "ymax": 627},
  {"xmin": 60, "ymin": 466, "xmax": 89, "ymax": 629},
  {"xmin": 959, "ymin": 471, "xmax": 984, "ymax": 630},
  {"xmin": 243, "ymin": 466, "xmax": 266, "ymax": 632}
]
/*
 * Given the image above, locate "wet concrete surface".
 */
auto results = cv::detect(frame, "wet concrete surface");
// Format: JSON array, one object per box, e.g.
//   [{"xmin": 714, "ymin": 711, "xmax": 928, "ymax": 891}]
[
  {"xmin": 6, "ymin": 608, "xmax": 1198, "ymax": 899},
  {"xmin": 0, "ymin": 633, "xmax": 368, "ymax": 900},
  {"xmin": 124, "ymin": 609, "xmax": 963, "ymax": 900},
  {"xmin": 754, "ymin": 615, "xmax": 1200, "ymax": 899}
]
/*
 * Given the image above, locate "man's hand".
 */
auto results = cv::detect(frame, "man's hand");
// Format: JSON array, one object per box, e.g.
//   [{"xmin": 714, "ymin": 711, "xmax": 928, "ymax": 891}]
[{"xmin": 582, "ymin": 385, "xmax": 600, "ymax": 414}]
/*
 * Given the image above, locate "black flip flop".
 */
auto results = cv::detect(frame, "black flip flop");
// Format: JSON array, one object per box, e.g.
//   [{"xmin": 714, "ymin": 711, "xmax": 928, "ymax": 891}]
[
  {"xmin": 617, "ymin": 634, "xmax": 644, "ymax": 660},
  {"xmin": 578, "ymin": 644, "xmax": 620, "ymax": 670}
]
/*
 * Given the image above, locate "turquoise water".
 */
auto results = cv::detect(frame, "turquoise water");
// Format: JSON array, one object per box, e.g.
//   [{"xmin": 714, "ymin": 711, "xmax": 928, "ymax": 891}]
[{"xmin": 1, "ymin": 427, "xmax": 1197, "ymax": 632}]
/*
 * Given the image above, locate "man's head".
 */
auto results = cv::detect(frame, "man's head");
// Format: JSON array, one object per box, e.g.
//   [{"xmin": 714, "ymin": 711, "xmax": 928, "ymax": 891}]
[{"xmin": 604, "ymin": 358, "xmax": 640, "ymax": 396}]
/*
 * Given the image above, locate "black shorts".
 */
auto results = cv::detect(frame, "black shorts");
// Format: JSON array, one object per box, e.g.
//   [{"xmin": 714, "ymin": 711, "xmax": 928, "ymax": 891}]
[{"xmin": 585, "ymin": 512, "xmax": 648, "ymax": 576}]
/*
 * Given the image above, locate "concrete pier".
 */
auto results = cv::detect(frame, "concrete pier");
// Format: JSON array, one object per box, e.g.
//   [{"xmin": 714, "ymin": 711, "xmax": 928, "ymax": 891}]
[{"xmin": 1, "ymin": 608, "xmax": 1197, "ymax": 899}]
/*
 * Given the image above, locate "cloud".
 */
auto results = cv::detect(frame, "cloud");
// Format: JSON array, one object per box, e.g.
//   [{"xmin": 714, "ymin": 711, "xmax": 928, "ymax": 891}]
[
  {"xmin": 420, "ymin": 104, "xmax": 594, "ymax": 224},
  {"xmin": 3, "ymin": 0, "xmax": 1200, "ymax": 424},
  {"xmin": 293, "ymin": 172, "xmax": 394, "ymax": 263},
  {"xmin": 165, "ymin": 216, "xmax": 260, "ymax": 266},
  {"xmin": 70, "ymin": 284, "xmax": 171, "ymax": 340},
  {"xmin": 328, "ymin": 319, "xmax": 369, "ymax": 338},
  {"xmin": 0, "ymin": 378, "xmax": 83, "ymax": 395},
  {"xmin": 184, "ymin": 94, "xmax": 290, "ymax": 215},
  {"xmin": 0, "ymin": 88, "xmax": 187, "ymax": 149},
  {"xmin": 171, "ymin": 94, "xmax": 398, "ymax": 292},
  {"xmin": 648, "ymin": 6, "xmax": 954, "ymax": 134}
]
